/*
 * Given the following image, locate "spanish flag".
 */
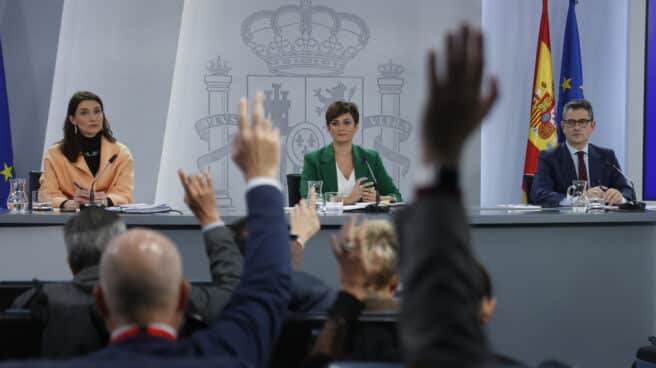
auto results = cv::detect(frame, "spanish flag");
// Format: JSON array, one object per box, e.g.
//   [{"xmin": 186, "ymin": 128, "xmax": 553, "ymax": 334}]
[{"xmin": 523, "ymin": 0, "xmax": 558, "ymax": 202}]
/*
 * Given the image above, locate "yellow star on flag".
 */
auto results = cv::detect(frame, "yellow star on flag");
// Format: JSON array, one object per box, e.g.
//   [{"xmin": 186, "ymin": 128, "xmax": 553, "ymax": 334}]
[
  {"xmin": 1, "ymin": 163, "xmax": 12, "ymax": 181},
  {"xmin": 561, "ymin": 77, "xmax": 572, "ymax": 91}
]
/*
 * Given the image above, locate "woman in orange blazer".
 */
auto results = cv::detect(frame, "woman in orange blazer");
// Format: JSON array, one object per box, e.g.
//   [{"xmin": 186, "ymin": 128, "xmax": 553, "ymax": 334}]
[{"xmin": 40, "ymin": 91, "xmax": 134, "ymax": 210}]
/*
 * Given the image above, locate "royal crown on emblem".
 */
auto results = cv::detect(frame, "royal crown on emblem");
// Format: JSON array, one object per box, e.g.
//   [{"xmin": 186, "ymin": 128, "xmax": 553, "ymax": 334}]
[
  {"xmin": 378, "ymin": 60, "xmax": 404, "ymax": 78},
  {"xmin": 206, "ymin": 56, "xmax": 232, "ymax": 76},
  {"xmin": 241, "ymin": 0, "xmax": 369, "ymax": 76}
]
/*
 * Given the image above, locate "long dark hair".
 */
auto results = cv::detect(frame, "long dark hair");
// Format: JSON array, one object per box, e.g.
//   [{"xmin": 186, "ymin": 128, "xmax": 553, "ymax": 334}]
[{"xmin": 60, "ymin": 91, "xmax": 116, "ymax": 163}]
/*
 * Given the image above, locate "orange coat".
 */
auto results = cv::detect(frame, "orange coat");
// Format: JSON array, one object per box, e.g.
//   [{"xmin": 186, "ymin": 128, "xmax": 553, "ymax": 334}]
[{"xmin": 39, "ymin": 136, "xmax": 134, "ymax": 207}]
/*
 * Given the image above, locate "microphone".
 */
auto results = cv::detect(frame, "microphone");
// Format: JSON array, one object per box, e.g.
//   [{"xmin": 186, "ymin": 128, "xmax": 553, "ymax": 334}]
[
  {"xmin": 82, "ymin": 153, "xmax": 118, "ymax": 209},
  {"xmin": 605, "ymin": 161, "xmax": 646, "ymax": 211},
  {"xmin": 363, "ymin": 158, "xmax": 381, "ymax": 205}
]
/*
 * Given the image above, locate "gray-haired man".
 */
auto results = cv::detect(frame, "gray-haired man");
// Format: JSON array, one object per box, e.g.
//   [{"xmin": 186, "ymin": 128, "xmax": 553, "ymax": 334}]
[{"xmin": 12, "ymin": 201, "xmax": 242, "ymax": 358}]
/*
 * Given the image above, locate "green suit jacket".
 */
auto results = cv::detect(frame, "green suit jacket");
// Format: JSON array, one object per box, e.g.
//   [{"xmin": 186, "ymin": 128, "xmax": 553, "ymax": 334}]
[{"xmin": 300, "ymin": 143, "xmax": 402, "ymax": 202}]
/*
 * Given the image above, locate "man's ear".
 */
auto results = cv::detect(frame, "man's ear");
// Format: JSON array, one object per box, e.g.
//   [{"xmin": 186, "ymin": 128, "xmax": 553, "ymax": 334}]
[
  {"xmin": 93, "ymin": 285, "xmax": 109, "ymax": 319},
  {"xmin": 480, "ymin": 297, "xmax": 497, "ymax": 324},
  {"xmin": 67, "ymin": 257, "xmax": 78, "ymax": 275},
  {"xmin": 177, "ymin": 280, "xmax": 190, "ymax": 312}
]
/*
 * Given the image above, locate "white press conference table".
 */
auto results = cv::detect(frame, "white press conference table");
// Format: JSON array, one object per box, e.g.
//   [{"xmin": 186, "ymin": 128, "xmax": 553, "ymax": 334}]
[{"xmin": 1, "ymin": 207, "xmax": 656, "ymax": 367}]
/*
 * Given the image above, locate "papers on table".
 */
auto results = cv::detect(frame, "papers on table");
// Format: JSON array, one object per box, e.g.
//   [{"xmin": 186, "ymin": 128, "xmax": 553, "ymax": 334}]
[
  {"xmin": 106, "ymin": 203, "xmax": 174, "ymax": 214},
  {"xmin": 496, "ymin": 204, "xmax": 543, "ymax": 211},
  {"xmin": 284, "ymin": 201, "xmax": 406, "ymax": 213},
  {"xmin": 343, "ymin": 202, "xmax": 372, "ymax": 211}
]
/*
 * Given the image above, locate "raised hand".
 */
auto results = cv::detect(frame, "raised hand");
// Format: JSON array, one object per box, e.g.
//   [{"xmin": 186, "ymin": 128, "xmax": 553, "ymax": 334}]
[
  {"xmin": 231, "ymin": 93, "xmax": 281, "ymax": 180},
  {"xmin": 289, "ymin": 195, "xmax": 320, "ymax": 247},
  {"xmin": 178, "ymin": 169, "xmax": 220, "ymax": 227},
  {"xmin": 422, "ymin": 24, "xmax": 499, "ymax": 167}
]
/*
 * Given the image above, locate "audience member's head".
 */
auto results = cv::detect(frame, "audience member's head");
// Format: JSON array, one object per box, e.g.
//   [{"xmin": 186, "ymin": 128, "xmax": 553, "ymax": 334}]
[
  {"xmin": 95, "ymin": 229, "xmax": 189, "ymax": 332},
  {"xmin": 363, "ymin": 220, "xmax": 399, "ymax": 297},
  {"xmin": 64, "ymin": 207, "xmax": 126, "ymax": 275},
  {"xmin": 476, "ymin": 261, "xmax": 497, "ymax": 324}
]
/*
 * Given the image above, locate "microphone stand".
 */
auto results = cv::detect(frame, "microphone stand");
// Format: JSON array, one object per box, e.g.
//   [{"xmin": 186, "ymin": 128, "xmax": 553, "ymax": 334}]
[
  {"xmin": 608, "ymin": 162, "xmax": 646, "ymax": 211},
  {"xmin": 363, "ymin": 158, "xmax": 388, "ymax": 213},
  {"xmin": 80, "ymin": 153, "xmax": 118, "ymax": 210}
]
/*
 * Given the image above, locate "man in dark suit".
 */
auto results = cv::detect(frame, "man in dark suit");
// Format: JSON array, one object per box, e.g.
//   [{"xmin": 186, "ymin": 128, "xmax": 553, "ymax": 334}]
[
  {"xmin": 2, "ymin": 93, "xmax": 290, "ymax": 367},
  {"xmin": 11, "ymin": 177, "xmax": 242, "ymax": 358},
  {"xmin": 531, "ymin": 98, "xmax": 633, "ymax": 207}
]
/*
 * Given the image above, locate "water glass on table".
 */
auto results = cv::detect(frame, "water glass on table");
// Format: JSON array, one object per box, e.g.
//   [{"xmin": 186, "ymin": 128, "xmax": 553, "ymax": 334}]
[
  {"xmin": 324, "ymin": 192, "xmax": 343, "ymax": 214},
  {"xmin": 586, "ymin": 191, "xmax": 605, "ymax": 213},
  {"xmin": 32, "ymin": 190, "xmax": 53, "ymax": 211}
]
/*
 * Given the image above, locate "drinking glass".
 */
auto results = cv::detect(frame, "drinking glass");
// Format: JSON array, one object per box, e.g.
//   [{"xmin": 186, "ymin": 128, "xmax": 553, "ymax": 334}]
[
  {"xmin": 586, "ymin": 192, "xmax": 605, "ymax": 213},
  {"xmin": 32, "ymin": 190, "xmax": 53, "ymax": 211},
  {"xmin": 324, "ymin": 192, "xmax": 343, "ymax": 214}
]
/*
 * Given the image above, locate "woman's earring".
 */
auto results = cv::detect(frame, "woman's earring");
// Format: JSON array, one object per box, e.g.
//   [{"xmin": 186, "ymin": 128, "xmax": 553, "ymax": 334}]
[{"xmin": 74, "ymin": 125, "xmax": 78, "ymax": 135}]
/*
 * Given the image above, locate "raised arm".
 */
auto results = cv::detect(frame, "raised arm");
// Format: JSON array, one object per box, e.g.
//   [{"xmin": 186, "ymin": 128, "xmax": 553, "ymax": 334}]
[
  {"xmin": 190, "ymin": 93, "xmax": 291, "ymax": 368},
  {"xmin": 178, "ymin": 169, "xmax": 243, "ymax": 323},
  {"xmin": 397, "ymin": 25, "xmax": 498, "ymax": 368}
]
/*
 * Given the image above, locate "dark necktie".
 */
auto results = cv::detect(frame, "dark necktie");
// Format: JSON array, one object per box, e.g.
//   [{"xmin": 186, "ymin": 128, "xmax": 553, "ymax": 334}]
[{"xmin": 576, "ymin": 151, "xmax": 587, "ymax": 181}]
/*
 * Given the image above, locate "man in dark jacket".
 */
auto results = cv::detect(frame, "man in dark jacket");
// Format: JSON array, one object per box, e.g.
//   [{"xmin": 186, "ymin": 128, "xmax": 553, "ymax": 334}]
[{"xmin": 12, "ymin": 197, "xmax": 242, "ymax": 358}]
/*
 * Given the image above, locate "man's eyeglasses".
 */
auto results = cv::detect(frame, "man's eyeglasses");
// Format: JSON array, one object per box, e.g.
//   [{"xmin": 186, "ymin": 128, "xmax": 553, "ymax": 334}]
[{"xmin": 562, "ymin": 119, "xmax": 592, "ymax": 128}]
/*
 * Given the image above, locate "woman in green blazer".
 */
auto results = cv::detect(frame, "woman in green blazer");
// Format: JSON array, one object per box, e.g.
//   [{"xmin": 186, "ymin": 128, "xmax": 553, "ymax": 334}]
[{"xmin": 300, "ymin": 101, "xmax": 402, "ymax": 205}]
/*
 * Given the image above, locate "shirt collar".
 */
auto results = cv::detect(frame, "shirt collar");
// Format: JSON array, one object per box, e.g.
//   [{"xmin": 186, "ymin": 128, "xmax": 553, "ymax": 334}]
[
  {"xmin": 110, "ymin": 323, "xmax": 177, "ymax": 344},
  {"xmin": 565, "ymin": 141, "xmax": 589, "ymax": 156}
]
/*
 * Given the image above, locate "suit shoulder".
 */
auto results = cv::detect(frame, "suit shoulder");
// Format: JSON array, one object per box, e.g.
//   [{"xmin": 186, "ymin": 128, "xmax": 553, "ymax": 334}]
[
  {"xmin": 45, "ymin": 142, "xmax": 64, "ymax": 156},
  {"xmin": 538, "ymin": 145, "xmax": 562, "ymax": 159},
  {"xmin": 355, "ymin": 145, "xmax": 379, "ymax": 159},
  {"xmin": 589, "ymin": 143, "xmax": 615, "ymax": 156},
  {"xmin": 303, "ymin": 146, "xmax": 325, "ymax": 162},
  {"xmin": 108, "ymin": 139, "xmax": 133, "ymax": 157}
]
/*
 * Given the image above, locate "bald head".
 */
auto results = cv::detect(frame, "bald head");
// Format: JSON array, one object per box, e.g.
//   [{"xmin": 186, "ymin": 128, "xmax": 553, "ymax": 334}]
[{"xmin": 99, "ymin": 229, "xmax": 185, "ymax": 325}]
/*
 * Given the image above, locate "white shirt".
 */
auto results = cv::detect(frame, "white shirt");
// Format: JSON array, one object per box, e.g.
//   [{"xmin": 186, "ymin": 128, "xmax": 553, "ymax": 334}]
[{"xmin": 336, "ymin": 161, "xmax": 355, "ymax": 195}]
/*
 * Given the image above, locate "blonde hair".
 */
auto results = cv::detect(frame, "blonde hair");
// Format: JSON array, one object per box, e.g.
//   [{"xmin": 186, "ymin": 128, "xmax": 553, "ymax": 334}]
[{"xmin": 364, "ymin": 220, "xmax": 398, "ymax": 291}]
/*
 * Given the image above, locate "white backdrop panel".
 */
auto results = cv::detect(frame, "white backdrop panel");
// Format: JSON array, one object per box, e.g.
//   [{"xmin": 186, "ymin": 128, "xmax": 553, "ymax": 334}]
[
  {"xmin": 43, "ymin": 0, "xmax": 183, "ymax": 203},
  {"xmin": 155, "ymin": 0, "xmax": 482, "ymax": 211}
]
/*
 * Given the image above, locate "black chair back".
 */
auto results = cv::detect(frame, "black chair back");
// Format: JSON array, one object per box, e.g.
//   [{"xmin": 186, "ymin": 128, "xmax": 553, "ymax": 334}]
[
  {"xmin": 287, "ymin": 173, "xmax": 301, "ymax": 207},
  {"xmin": 523, "ymin": 174, "xmax": 535, "ymax": 204},
  {"xmin": 0, "ymin": 281, "xmax": 34, "ymax": 310},
  {"xmin": 0, "ymin": 310, "xmax": 41, "ymax": 359},
  {"xmin": 271, "ymin": 312, "xmax": 400, "ymax": 368},
  {"xmin": 29, "ymin": 170, "xmax": 43, "ymax": 210}
]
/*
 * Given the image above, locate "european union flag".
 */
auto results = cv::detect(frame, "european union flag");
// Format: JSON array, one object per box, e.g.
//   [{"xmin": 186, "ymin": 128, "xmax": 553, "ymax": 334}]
[
  {"xmin": 0, "ymin": 37, "xmax": 14, "ymax": 209},
  {"xmin": 556, "ymin": 0, "xmax": 584, "ymax": 143}
]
